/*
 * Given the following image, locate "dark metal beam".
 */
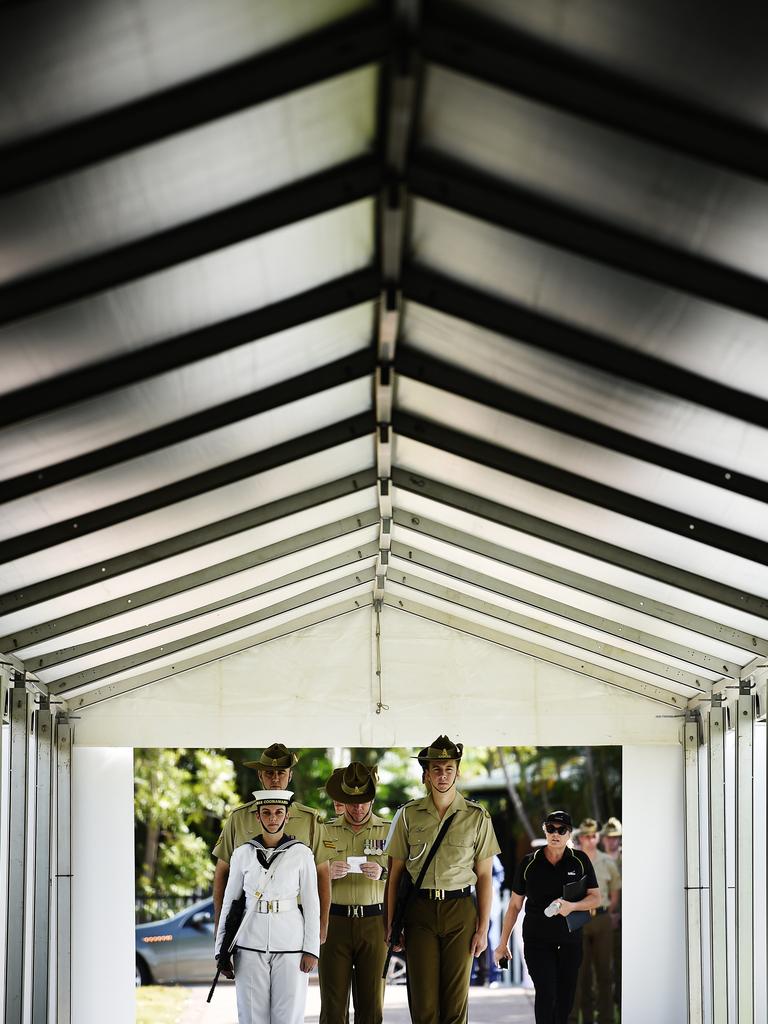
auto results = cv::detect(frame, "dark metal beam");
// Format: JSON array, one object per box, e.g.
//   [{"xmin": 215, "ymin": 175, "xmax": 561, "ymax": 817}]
[
  {"xmin": 48, "ymin": 569, "xmax": 375, "ymax": 694},
  {"xmin": 403, "ymin": 266, "xmax": 768, "ymax": 430},
  {"xmin": 0, "ymin": 12, "xmax": 391, "ymax": 194},
  {"xmin": 395, "ymin": 410, "xmax": 768, "ymax": 566},
  {"xmin": 5, "ymin": 522, "xmax": 378, "ymax": 657},
  {"xmin": 0, "ymin": 158, "xmax": 382, "ymax": 326},
  {"xmin": 410, "ymin": 153, "xmax": 768, "ymax": 322},
  {"xmin": 422, "ymin": 0, "xmax": 768, "ymax": 183},
  {"xmin": 0, "ymin": 415, "xmax": 373, "ymax": 564},
  {"xmin": 0, "ymin": 470, "xmax": 376, "ymax": 615},
  {"xmin": 391, "ymin": 468, "xmax": 768, "ymax": 619},
  {"xmin": 396, "ymin": 348, "xmax": 768, "ymax": 505},
  {"xmin": 0, "ymin": 268, "xmax": 378, "ymax": 429},
  {"xmin": 4, "ymin": 349, "xmax": 376, "ymax": 502}
]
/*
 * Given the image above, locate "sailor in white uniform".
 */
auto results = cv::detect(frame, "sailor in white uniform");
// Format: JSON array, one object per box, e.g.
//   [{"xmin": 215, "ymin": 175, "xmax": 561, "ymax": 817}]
[{"xmin": 215, "ymin": 790, "xmax": 320, "ymax": 1024}]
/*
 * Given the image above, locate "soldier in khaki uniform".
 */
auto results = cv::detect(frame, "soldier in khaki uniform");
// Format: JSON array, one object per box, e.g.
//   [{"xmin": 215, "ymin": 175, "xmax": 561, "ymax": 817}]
[
  {"xmin": 385, "ymin": 736, "xmax": 500, "ymax": 1024},
  {"xmin": 212, "ymin": 743, "xmax": 329, "ymax": 934},
  {"xmin": 317, "ymin": 763, "xmax": 389, "ymax": 1024}
]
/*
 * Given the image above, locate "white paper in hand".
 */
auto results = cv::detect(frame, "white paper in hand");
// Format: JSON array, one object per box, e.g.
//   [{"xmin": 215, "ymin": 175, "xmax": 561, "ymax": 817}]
[{"xmin": 347, "ymin": 856, "xmax": 366, "ymax": 873}]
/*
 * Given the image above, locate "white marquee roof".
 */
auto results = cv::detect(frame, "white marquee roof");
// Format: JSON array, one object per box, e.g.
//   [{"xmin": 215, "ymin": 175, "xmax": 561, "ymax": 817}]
[{"xmin": 2, "ymin": 0, "xmax": 767, "ymax": 745}]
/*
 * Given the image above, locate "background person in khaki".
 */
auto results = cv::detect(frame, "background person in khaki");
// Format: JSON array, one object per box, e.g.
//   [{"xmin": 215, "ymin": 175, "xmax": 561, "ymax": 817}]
[
  {"xmin": 385, "ymin": 735, "xmax": 500, "ymax": 1024},
  {"xmin": 212, "ymin": 743, "xmax": 329, "ymax": 934},
  {"xmin": 568, "ymin": 818, "xmax": 621, "ymax": 1024},
  {"xmin": 317, "ymin": 763, "xmax": 389, "ymax": 1024},
  {"xmin": 599, "ymin": 817, "xmax": 622, "ymax": 1018}
]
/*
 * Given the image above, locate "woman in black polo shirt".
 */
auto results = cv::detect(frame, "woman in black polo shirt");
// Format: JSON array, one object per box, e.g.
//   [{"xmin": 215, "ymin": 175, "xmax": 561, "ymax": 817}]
[{"xmin": 493, "ymin": 811, "xmax": 600, "ymax": 1024}]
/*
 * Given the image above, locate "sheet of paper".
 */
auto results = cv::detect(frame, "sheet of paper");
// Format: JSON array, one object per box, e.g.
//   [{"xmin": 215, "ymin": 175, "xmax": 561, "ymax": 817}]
[{"xmin": 347, "ymin": 856, "xmax": 366, "ymax": 873}]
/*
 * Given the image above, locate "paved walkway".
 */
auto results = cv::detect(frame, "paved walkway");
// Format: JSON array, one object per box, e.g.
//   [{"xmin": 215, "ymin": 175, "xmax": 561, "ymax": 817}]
[{"xmin": 180, "ymin": 980, "xmax": 536, "ymax": 1023}]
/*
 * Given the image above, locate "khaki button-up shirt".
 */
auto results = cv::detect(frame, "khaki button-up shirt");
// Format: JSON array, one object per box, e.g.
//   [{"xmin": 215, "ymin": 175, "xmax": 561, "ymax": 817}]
[
  {"xmin": 591, "ymin": 849, "xmax": 621, "ymax": 909},
  {"xmin": 212, "ymin": 801, "xmax": 321, "ymax": 864},
  {"xmin": 385, "ymin": 791, "xmax": 500, "ymax": 889},
  {"xmin": 317, "ymin": 813, "xmax": 390, "ymax": 906}
]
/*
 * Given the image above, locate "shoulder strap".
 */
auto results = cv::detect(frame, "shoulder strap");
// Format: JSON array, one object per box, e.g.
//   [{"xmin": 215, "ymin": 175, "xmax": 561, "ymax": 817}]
[{"xmin": 413, "ymin": 813, "xmax": 456, "ymax": 890}]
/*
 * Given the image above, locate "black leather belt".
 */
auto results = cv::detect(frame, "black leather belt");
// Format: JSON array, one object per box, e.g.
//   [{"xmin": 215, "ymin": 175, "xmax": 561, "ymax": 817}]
[
  {"xmin": 330, "ymin": 903, "xmax": 383, "ymax": 918},
  {"xmin": 417, "ymin": 886, "xmax": 472, "ymax": 901}
]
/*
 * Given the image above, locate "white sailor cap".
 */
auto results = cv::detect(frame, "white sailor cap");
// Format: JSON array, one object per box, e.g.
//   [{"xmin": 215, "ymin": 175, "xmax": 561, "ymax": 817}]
[{"xmin": 251, "ymin": 789, "xmax": 294, "ymax": 807}]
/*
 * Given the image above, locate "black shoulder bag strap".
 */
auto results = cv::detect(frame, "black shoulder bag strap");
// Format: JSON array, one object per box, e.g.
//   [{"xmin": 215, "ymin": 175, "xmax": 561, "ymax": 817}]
[{"xmin": 413, "ymin": 811, "xmax": 457, "ymax": 891}]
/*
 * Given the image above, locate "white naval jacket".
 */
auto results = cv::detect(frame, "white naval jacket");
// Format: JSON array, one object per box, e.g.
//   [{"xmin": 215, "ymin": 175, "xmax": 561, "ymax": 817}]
[{"xmin": 215, "ymin": 837, "xmax": 320, "ymax": 959}]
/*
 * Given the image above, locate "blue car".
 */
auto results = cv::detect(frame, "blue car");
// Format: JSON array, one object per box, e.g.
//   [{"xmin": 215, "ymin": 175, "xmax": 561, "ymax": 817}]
[{"xmin": 135, "ymin": 897, "xmax": 218, "ymax": 986}]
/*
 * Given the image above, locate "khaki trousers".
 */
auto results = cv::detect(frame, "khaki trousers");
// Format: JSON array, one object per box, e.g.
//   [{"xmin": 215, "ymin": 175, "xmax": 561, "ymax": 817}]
[
  {"xmin": 569, "ymin": 911, "xmax": 614, "ymax": 1023},
  {"xmin": 318, "ymin": 914, "xmax": 386, "ymax": 1024},
  {"xmin": 403, "ymin": 895, "xmax": 476, "ymax": 1024}
]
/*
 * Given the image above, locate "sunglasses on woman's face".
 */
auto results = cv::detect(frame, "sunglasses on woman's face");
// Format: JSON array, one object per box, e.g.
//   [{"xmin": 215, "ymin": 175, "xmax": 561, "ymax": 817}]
[{"xmin": 544, "ymin": 824, "xmax": 569, "ymax": 835}]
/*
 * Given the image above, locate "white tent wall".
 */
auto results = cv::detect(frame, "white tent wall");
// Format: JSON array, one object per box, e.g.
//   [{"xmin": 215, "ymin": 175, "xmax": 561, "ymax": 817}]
[
  {"xmin": 72, "ymin": 607, "xmax": 682, "ymax": 747},
  {"xmin": 71, "ymin": 747, "xmax": 135, "ymax": 1024}
]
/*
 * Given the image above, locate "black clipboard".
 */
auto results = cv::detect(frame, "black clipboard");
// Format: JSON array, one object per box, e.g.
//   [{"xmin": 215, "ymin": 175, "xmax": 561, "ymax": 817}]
[{"xmin": 563, "ymin": 875, "xmax": 591, "ymax": 933}]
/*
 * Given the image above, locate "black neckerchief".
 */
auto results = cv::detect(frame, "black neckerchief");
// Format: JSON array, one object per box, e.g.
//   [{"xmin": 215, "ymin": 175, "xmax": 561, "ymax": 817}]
[{"xmin": 248, "ymin": 834, "xmax": 300, "ymax": 870}]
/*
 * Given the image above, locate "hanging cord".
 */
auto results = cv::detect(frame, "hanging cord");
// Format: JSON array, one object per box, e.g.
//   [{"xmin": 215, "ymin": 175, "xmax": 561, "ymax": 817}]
[{"xmin": 375, "ymin": 602, "xmax": 389, "ymax": 714}]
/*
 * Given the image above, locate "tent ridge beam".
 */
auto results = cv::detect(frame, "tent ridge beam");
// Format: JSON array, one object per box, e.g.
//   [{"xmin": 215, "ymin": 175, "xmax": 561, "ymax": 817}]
[
  {"xmin": 403, "ymin": 265, "xmax": 768, "ymax": 431},
  {"xmin": 0, "ymin": 11, "xmax": 392, "ymax": 195},
  {"xmin": 394, "ymin": 410, "xmax": 768, "ymax": 568},
  {"xmin": 422, "ymin": 4, "xmax": 768, "ymax": 183},
  {"xmin": 4, "ymin": 349, "xmax": 376, "ymax": 503},
  {"xmin": 391, "ymin": 468, "xmax": 768, "ymax": 622},
  {"xmin": 0, "ymin": 471, "xmax": 377, "ymax": 615},
  {"xmin": 396, "ymin": 347, "xmax": 768, "ymax": 506},
  {"xmin": 0, "ymin": 268, "xmax": 379, "ymax": 429},
  {"xmin": 0, "ymin": 415, "xmax": 373, "ymax": 564}
]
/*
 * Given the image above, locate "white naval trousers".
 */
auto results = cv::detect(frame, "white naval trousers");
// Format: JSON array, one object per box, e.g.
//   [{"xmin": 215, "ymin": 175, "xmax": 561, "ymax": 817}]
[{"xmin": 234, "ymin": 949, "xmax": 308, "ymax": 1024}]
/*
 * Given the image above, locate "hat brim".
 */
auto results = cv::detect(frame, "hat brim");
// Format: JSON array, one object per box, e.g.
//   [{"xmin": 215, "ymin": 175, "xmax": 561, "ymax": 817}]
[
  {"xmin": 243, "ymin": 757, "xmax": 298, "ymax": 771},
  {"xmin": 325, "ymin": 774, "xmax": 376, "ymax": 804}
]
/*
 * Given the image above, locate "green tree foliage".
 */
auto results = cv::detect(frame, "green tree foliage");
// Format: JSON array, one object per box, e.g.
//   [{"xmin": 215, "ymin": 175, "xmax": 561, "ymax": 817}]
[{"xmin": 134, "ymin": 748, "xmax": 240, "ymax": 920}]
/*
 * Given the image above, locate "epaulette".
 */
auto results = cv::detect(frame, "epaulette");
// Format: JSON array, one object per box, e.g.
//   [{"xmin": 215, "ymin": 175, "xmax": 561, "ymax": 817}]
[
  {"xmin": 230, "ymin": 799, "xmax": 259, "ymax": 815},
  {"xmin": 465, "ymin": 798, "xmax": 491, "ymax": 817},
  {"xmin": 291, "ymin": 801, "xmax": 320, "ymax": 817}
]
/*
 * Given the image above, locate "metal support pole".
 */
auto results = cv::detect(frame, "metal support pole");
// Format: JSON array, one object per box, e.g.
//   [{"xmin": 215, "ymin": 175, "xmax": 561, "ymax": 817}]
[
  {"xmin": 32, "ymin": 702, "xmax": 53, "ymax": 1024},
  {"xmin": 4, "ymin": 673, "xmax": 32, "ymax": 1024},
  {"xmin": 707, "ymin": 696, "xmax": 729, "ymax": 1023},
  {"xmin": 736, "ymin": 680, "xmax": 755, "ymax": 1024},
  {"xmin": 55, "ymin": 716, "xmax": 72, "ymax": 1024},
  {"xmin": 683, "ymin": 713, "xmax": 704, "ymax": 1024}
]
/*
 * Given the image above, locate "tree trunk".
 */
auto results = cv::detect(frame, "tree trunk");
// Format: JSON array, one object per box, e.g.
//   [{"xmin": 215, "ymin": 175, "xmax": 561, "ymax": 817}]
[
  {"xmin": 496, "ymin": 748, "xmax": 537, "ymax": 842},
  {"xmin": 583, "ymin": 746, "xmax": 603, "ymax": 822},
  {"xmin": 142, "ymin": 820, "xmax": 160, "ymax": 885}
]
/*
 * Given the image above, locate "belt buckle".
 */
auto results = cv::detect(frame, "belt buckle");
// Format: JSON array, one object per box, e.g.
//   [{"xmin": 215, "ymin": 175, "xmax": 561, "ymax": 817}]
[
  {"xmin": 257, "ymin": 900, "xmax": 269, "ymax": 914},
  {"xmin": 434, "ymin": 889, "xmax": 445, "ymax": 901},
  {"xmin": 350, "ymin": 905, "xmax": 363, "ymax": 918},
  {"xmin": 268, "ymin": 900, "xmax": 278, "ymax": 913}
]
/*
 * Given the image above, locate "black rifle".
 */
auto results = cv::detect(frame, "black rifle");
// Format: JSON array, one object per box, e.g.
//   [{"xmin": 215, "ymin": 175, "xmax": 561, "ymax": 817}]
[
  {"xmin": 382, "ymin": 813, "xmax": 456, "ymax": 979},
  {"xmin": 207, "ymin": 892, "xmax": 245, "ymax": 1003}
]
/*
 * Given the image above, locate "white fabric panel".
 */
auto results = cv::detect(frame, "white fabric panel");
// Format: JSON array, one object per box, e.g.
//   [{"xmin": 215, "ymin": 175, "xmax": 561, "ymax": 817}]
[
  {"xmin": 464, "ymin": 0, "xmax": 768, "ymax": 127},
  {"xmin": 385, "ymin": 580, "xmax": 693, "ymax": 696},
  {"xmin": 397, "ymin": 376, "xmax": 768, "ymax": 542},
  {"xmin": 410, "ymin": 200, "xmax": 768, "ymax": 400},
  {"xmin": 0, "ymin": 303, "xmax": 373, "ymax": 481},
  {"xmin": 387, "ymin": 553, "xmax": 718, "ymax": 686},
  {"xmin": 392, "ymin": 524, "xmax": 751, "ymax": 668},
  {"xmin": 392, "ymin": 484, "xmax": 768, "ymax": 643},
  {"xmin": 1, "ymin": 199, "xmax": 374, "ymax": 393},
  {"xmin": 403, "ymin": 303, "xmax": 768, "ymax": 483},
  {"xmin": 0, "ymin": 436, "xmax": 374, "ymax": 592},
  {"xmin": 421, "ymin": 66, "xmax": 768, "ymax": 277},
  {"xmin": 71, "ymin": 747, "xmax": 135, "ymax": 1024},
  {"xmin": 622, "ymin": 744, "xmax": 686, "ymax": 1024},
  {"xmin": 0, "ymin": 0, "xmax": 369, "ymax": 142},
  {"xmin": 73, "ymin": 604, "xmax": 682, "ymax": 746},
  {"xmin": 17, "ymin": 525, "xmax": 379, "ymax": 658},
  {"xmin": 0, "ymin": 485, "xmax": 377, "ymax": 636},
  {"xmin": 0, "ymin": 67, "xmax": 376, "ymax": 281},
  {"xmin": 0, "ymin": 377, "xmax": 371, "ymax": 540},
  {"xmin": 38, "ymin": 557, "xmax": 376, "ymax": 682},
  {"xmin": 394, "ymin": 435, "xmax": 768, "ymax": 599}
]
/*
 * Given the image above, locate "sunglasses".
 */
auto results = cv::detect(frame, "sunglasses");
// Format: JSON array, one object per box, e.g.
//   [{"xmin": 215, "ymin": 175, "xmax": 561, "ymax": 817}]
[{"xmin": 544, "ymin": 823, "xmax": 569, "ymax": 835}]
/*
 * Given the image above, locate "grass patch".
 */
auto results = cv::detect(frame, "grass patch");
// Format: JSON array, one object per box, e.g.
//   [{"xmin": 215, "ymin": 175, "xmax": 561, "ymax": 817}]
[{"xmin": 136, "ymin": 986, "xmax": 189, "ymax": 1024}]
